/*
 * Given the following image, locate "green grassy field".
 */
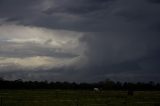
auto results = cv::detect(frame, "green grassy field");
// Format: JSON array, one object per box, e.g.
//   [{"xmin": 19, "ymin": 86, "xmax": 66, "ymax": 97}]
[{"xmin": 0, "ymin": 90, "xmax": 160, "ymax": 106}]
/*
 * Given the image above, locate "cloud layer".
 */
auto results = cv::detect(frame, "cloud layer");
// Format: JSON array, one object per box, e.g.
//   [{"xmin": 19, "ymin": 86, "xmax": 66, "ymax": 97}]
[
  {"xmin": 0, "ymin": 0, "xmax": 160, "ymax": 82},
  {"xmin": 0, "ymin": 24, "xmax": 86, "ymax": 70}
]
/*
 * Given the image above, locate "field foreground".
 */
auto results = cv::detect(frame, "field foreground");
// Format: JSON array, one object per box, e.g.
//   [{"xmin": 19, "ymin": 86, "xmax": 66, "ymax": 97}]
[{"xmin": 0, "ymin": 90, "xmax": 160, "ymax": 106}]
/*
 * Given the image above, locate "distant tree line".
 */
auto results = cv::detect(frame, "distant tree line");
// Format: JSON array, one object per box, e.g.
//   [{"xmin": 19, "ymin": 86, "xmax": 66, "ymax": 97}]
[{"xmin": 0, "ymin": 78, "xmax": 160, "ymax": 90}]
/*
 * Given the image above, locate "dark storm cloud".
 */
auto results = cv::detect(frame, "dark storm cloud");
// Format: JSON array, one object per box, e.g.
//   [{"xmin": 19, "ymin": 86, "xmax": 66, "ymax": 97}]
[
  {"xmin": 150, "ymin": 22, "xmax": 160, "ymax": 32},
  {"xmin": 0, "ymin": 0, "xmax": 117, "ymax": 32},
  {"xmin": 43, "ymin": 0, "xmax": 115, "ymax": 15},
  {"xmin": 0, "ymin": 0, "xmax": 160, "ymax": 82},
  {"xmin": 0, "ymin": 0, "xmax": 159, "ymax": 32},
  {"xmin": 0, "ymin": 0, "xmax": 40, "ymax": 18},
  {"xmin": 79, "ymin": 0, "xmax": 160, "ymax": 82},
  {"xmin": 147, "ymin": 0, "xmax": 160, "ymax": 4}
]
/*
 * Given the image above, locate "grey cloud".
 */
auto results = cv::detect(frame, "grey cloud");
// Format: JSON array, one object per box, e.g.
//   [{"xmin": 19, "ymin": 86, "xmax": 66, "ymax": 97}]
[
  {"xmin": 0, "ymin": 42, "xmax": 78, "ymax": 58},
  {"xmin": 0, "ymin": 66, "xmax": 84, "ymax": 82},
  {"xmin": 0, "ymin": 0, "xmax": 160, "ymax": 82},
  {"xmin": 0, "ymin": 0, "xmax": 117, "ymax": 32},
  {"xmin": 5, "ymin": 17, "xmax": 24, "ymax": 22},
  {"xmin": 147, "ymin": 0, "xmax": 160, "ymax": 3},
  {"xmin": 43, "ymin": 0, "xmax": 115, "ymax": 15},
  {"xmin": 115, "ymin": 10, "xmax": 147, "ymax": 22},
  {"xmin": 1, "ymin": 0, "xmax": 159, "ymax": 32},
  {"xmin": 149, "ymin": 22, "xmax": 160, "ymax": 32},
  {"xmin": 0, "ymin": 0, "xmax": 40, "ymax": 18}
]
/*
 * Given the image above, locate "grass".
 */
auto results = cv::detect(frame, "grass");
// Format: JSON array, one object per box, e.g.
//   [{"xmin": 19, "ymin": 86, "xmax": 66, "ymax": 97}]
[{"xmin": 0, "ymin": 90, "xmax": 160, "ymax": 106}]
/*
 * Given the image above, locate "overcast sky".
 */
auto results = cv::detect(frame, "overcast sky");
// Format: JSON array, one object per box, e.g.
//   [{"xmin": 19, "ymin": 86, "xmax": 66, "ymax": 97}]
[{"xmin": 0, "ymin": 0, "xmax": 160, "ymax": 82}]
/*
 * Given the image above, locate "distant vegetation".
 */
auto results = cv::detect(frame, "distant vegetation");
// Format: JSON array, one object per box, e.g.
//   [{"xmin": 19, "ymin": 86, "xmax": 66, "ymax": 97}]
[{"xmin": 0, "ymin": 78, "xmax": 160, "ymax": 90}]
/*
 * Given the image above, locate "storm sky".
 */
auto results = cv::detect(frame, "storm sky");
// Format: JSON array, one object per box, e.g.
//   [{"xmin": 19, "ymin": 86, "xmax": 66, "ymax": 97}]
[{"xmin": 0, "ymin": 0, "xmax": 160, "ymax": 82}]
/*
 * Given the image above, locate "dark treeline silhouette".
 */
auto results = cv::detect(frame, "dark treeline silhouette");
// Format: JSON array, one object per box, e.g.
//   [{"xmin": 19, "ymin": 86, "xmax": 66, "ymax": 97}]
[{"xmin": 0, "ymin": 78, "xmax": 160, "ymax": 91}]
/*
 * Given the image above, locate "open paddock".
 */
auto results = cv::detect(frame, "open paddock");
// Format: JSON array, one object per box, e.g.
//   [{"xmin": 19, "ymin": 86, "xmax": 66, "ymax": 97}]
[{"xmin": 0, "ymin": 90, "xmax": 160, "ymax": 106}]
